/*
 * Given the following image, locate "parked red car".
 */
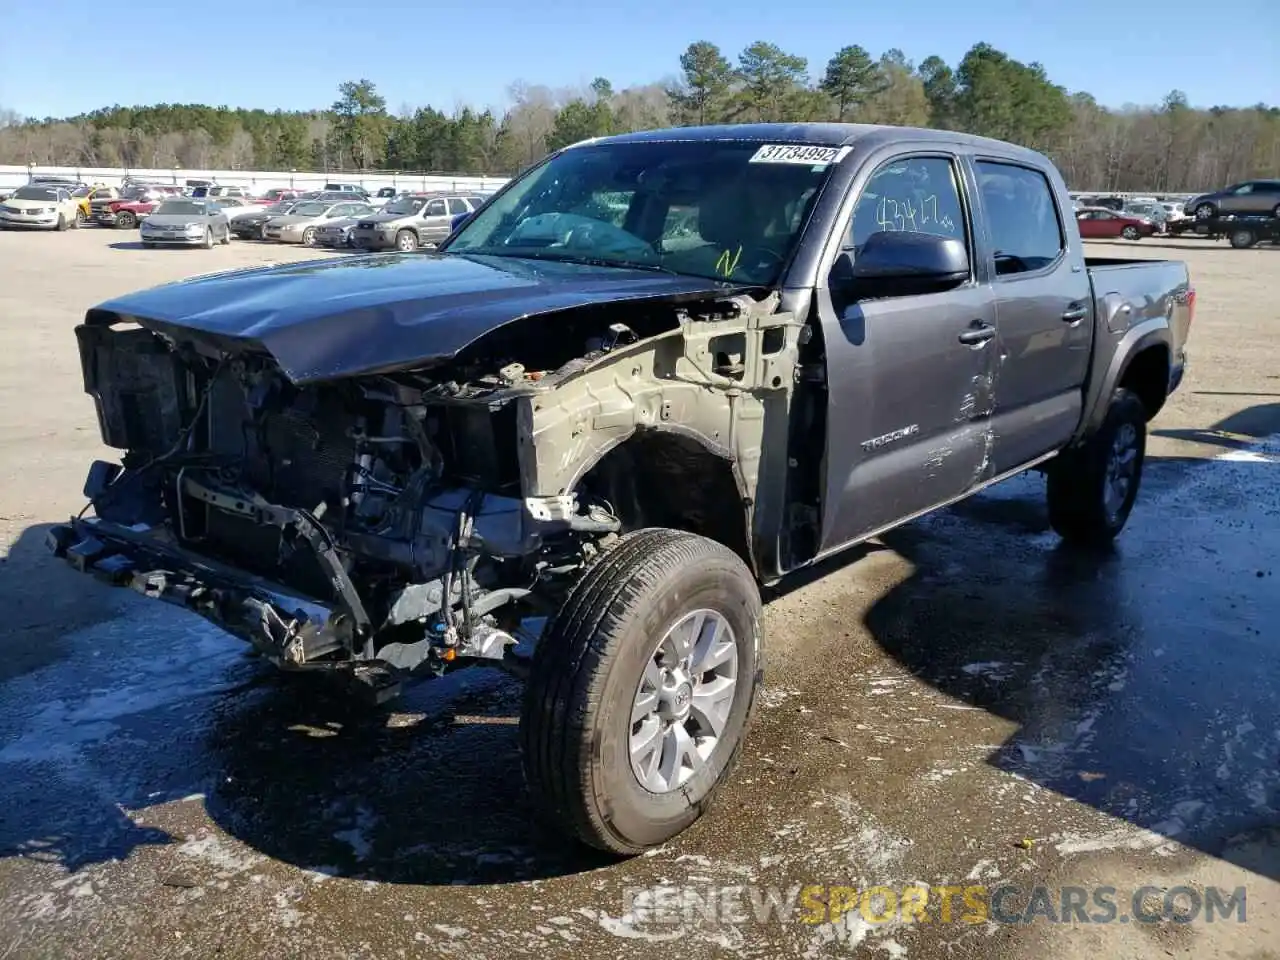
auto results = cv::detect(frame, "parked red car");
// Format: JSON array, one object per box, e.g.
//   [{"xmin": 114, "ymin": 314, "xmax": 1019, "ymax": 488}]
[
  {"xmin": 1075, "ymin": 206, "xmax": 1157, "ymax": 241},
  {"xmin": 92, "ymin": 185, "xmax": 183, "ymax": 228},
  {"xmin": 252, "ymin": 188, "xmax": 305, "ymax": 205}
]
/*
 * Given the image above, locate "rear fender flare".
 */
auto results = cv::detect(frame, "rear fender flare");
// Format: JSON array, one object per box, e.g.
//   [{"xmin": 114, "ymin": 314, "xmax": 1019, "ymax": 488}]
[{"xmin": 1074, "ymin": 318, "xmax": 1171, "ymax": 443}]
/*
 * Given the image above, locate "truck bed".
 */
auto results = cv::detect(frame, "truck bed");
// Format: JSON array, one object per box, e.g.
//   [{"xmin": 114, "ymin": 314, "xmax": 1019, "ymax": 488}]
[
  {"xmin": 1075, "ymin": 256, "xmax": 1192, "ymax": 439},
  {"xmin": 1085, "ymin": 256, "xmax": 1191, "ymax": 345}
]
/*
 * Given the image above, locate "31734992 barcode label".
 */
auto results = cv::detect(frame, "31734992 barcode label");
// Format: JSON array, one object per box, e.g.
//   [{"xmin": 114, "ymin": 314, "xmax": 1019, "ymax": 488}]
[{"xmin": 748, "ymin": 144, "xmax": 852, "ymax": 166}]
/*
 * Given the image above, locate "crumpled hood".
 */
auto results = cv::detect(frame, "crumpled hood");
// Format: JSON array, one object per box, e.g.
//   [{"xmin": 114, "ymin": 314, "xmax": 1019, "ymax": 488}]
[{"xmin": 89, "ymin": 252, "xmax": 749, "ymax": 384}]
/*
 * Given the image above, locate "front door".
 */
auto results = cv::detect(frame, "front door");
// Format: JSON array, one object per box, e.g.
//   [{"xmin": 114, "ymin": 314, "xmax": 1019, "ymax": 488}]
[
  {"xmin": 418, "ymin": 197, "xmax": 453, "ymax": 244},
  {"xmin": 816, "ymin": 152, "xmax": 1000, "ymax": 552},
  {"xmin": 971, "ymin": 159, "xmax": 1093, "ymax": 472}
]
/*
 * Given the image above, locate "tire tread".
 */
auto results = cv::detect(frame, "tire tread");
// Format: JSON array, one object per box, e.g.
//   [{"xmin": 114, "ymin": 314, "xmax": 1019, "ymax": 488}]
[
  {"xmin": 1048, "ymin": 387, "xmax": 1146, "ymax": 546},
  {"xmin": 520, "ymin": 528, "xmax": 759, "ymax": 853}
]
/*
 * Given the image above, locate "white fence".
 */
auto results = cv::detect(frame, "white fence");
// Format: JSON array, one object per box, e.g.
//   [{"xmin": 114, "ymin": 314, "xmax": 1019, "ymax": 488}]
[
  {"xmin": 0, "ymin": 163, "xmax": 510, "ymax": 194},
  {"xmin": 2, "ymin": 164, "xmax": 1201, "ymax": 204}
]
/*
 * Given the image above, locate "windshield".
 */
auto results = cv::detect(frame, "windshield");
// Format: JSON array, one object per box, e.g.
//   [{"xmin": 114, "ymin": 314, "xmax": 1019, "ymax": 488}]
[
  {"xmin": 265, "ymin": 201, "xmax": 294, "ymax": 214},
  {"xmin": 383, "ymin": 197, "xmax": 426, "ymax": 215},
  {"xmin": 442, "ymin": 140, "xmax": 837, "ymax": 284},
  {"xmin": 290, "ymin": 202, "xmax": 330, "ymax": 216},
  {"xmin": 155, "ymin": 200, "xmax": 206, "ymax": 216},
  {"xmin": 14, "ymin": 186, "xmax": 60, "ymax": 201}
]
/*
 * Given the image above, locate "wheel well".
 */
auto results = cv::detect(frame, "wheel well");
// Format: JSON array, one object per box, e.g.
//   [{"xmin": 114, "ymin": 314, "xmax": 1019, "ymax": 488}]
[
  {"xmin": 576, "ymin": 431, "xmax": 753, "ymax": 569},
  {"xmin": 1119, "ymin": 344, "xmax": 1170, "ymax": 420}
]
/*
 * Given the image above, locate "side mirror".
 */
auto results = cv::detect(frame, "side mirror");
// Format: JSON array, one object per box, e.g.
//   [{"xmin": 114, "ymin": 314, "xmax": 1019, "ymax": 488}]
[
  {"xmin": 831, "ymin": 230, "xmax": 969, "ymax": 299},
  {"xmin": 449, "ymin": 212, "xmax": 471, "ymax": 233}
]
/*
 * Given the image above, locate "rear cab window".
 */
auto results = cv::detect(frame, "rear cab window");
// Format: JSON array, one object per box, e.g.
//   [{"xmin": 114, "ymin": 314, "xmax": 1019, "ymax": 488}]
[{"xmin": 975, "ymin": 160, "xmax": 1064, "ymax": 276}]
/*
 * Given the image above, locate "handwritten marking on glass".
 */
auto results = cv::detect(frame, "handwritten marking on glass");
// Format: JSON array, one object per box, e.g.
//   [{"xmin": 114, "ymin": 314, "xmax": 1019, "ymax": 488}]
[
  {"xmin": 873, "ymin": 194, "xmax": 956, "ymax": 235},
  {"xmin": 715, "ymin": 244, "xmax": 743, "ymax": 277}
]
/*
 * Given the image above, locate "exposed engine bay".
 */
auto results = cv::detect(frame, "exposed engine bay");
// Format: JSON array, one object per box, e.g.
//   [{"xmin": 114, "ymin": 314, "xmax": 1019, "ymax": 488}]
[{"xmin": 55, "ymin": 290, "xmax": 805, "ymax": 691}]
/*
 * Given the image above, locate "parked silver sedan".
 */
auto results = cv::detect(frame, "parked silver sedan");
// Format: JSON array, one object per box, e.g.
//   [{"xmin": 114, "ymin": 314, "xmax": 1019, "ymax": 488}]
[
  {"xmin": 139, "ymin": 199, "xmax": 232, "ymax": 248},
  {"xmin": 263, "ymin": 200, "xmax": 375, "ymax": 245},
  {"xmin": 313, "ymin": 215, "xmax": 367, "ymax": 249}
]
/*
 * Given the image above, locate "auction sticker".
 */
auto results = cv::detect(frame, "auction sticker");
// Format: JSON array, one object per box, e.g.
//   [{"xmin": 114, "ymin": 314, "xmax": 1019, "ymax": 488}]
[{"xmin": 749, "ymin": 144, "xmax": 852, "ymax": 166}]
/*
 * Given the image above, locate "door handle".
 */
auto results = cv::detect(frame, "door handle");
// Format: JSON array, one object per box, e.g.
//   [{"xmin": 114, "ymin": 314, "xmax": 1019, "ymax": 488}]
[
  {"xmin": 1062, "ymin": 304, "xmax": 1088, "ymax": 322},
  {"xmin": 958, "ymin": 322, "xmax": 997, "ymax": 346}
]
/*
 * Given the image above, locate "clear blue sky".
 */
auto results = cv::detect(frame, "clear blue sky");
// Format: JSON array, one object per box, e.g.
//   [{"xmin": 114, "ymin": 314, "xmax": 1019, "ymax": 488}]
[{"xmin": 2, "ymin": 0, "xmax": 1276, "ymax": 119}]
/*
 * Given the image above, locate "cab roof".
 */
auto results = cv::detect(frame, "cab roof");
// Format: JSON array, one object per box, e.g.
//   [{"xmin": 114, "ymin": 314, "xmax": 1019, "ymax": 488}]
[{"xmin": 589, "ymin": 122, "xmax": 1048, "ymax": 164}]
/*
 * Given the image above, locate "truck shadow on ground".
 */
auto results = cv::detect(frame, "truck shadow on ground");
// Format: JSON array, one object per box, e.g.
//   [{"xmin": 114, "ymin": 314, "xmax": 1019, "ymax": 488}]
[
  {"xmin": 857, "ymin": 407, "xmax": 1280, "ymax": 881},
  {"xmin": 199, "ymin": 667, "xmax": 616, "ymax": 884}
]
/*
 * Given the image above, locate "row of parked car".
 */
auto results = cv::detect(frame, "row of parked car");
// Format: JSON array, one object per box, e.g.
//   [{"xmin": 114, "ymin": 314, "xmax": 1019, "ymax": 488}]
[
  {"xmin": 230, "ymin": 191, "xmax": 492, "ymax": 250},
  {"xmin": 1068, "ymin": 180, "xmax": 1280, "ymax": 245},
  {"xmin": 0, "ymin": 175, "xmax": 494, "ymax": 251}
]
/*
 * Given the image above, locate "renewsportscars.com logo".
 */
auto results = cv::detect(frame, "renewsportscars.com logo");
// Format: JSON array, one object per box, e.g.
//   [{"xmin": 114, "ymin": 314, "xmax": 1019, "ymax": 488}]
[{"xmin": 619, "ymin": 883, "xmax": 1248, "ymax": 931}]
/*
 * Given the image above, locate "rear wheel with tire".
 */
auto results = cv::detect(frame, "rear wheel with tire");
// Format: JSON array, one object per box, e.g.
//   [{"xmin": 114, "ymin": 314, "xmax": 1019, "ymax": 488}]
[
  {"xmin": 1121, "ymin": 225, "xmax": 1141, "ymax": 241},
  {"xmin": 520, "ymin": 528, "xmax": 763, "ymax": 855},
  {"xmin": 1230, "ymin": 228, "xmax": 1257, "ymax": 249},
  {"xmin": 1047, "ymin": 387, "xmax": 1147, "ymax": 547}
]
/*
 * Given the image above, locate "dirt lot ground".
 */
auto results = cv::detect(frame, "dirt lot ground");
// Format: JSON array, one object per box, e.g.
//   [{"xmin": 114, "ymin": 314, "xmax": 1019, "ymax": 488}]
[{"xmin": 1, "ymin": 228, "xmax": 1278, "ymax": 960}]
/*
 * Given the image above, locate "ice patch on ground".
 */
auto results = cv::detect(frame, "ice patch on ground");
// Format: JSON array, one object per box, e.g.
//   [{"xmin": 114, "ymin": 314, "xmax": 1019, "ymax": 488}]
[
  {"xmin": 0, "ymin": 597, "xmax": 245, "ymax": 766},
  {"xmin": 333, "ymin": 804, "xmax": 377, "ymax": 861},
  {"xmin": 1214, "ymin": 447, "xmax": 1278, "ymax": 463},
  {"xmin": 960, "ymin": 661, "xmax": 1020, "ymax": 681},
  {"xmin": 1049, "ymin": 800, "xmax": 1207, "ymax": 857},
  {"xmin": 177, "ymin": 833, "xmax": 264, "ymax": 876}
]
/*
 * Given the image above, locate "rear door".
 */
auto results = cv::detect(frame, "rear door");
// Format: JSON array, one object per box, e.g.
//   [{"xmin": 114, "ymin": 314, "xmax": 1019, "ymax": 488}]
[
  {"xmin": 815, "ymin": 151, "xmax": 1001, "ymax": 551},
  {"xmin": 970, "ymin": 158, "xmax": 1092, "ymax": 472},
  {"xmin": 1219, "ymin": 182, "xmax": 1262, "ymax": 215},
  {"xmin": 1246, "ymin": 181, "xmax": 1280, "ymax": 216}
]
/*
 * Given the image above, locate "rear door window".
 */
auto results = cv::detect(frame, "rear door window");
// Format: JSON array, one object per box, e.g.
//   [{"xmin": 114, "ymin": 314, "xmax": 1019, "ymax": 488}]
[{"xmin": 975, "ymin": 161, "xmax": 1064, "ymax": 276}]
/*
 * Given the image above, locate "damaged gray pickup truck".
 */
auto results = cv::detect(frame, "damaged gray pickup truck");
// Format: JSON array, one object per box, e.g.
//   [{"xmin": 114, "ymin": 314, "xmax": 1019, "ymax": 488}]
[{"xmin": 51, "ymin": 123, "xmax": 1193, "ymax": 855}]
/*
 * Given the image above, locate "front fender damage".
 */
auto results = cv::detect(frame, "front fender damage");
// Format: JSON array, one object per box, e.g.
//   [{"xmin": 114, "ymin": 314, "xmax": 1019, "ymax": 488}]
[
  {"xmin": 514, "ymin": 294, "xmax": 801, "ymax": 554},
  {"xmin": 50, "ymin": 287, "xmax": 803, "ymax": 691}
]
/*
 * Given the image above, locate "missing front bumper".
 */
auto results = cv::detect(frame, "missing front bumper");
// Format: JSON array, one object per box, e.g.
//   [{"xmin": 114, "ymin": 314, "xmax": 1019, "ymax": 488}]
[{"xmin": 47, "ymin": 516, "xmax": 362, "ymax": 672}]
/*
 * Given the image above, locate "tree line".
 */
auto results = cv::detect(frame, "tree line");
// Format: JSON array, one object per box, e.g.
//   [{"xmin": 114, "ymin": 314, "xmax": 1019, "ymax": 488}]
[{"xmin": 1, "ymin": 41, "xmax": 1277, "ymax": 191}]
